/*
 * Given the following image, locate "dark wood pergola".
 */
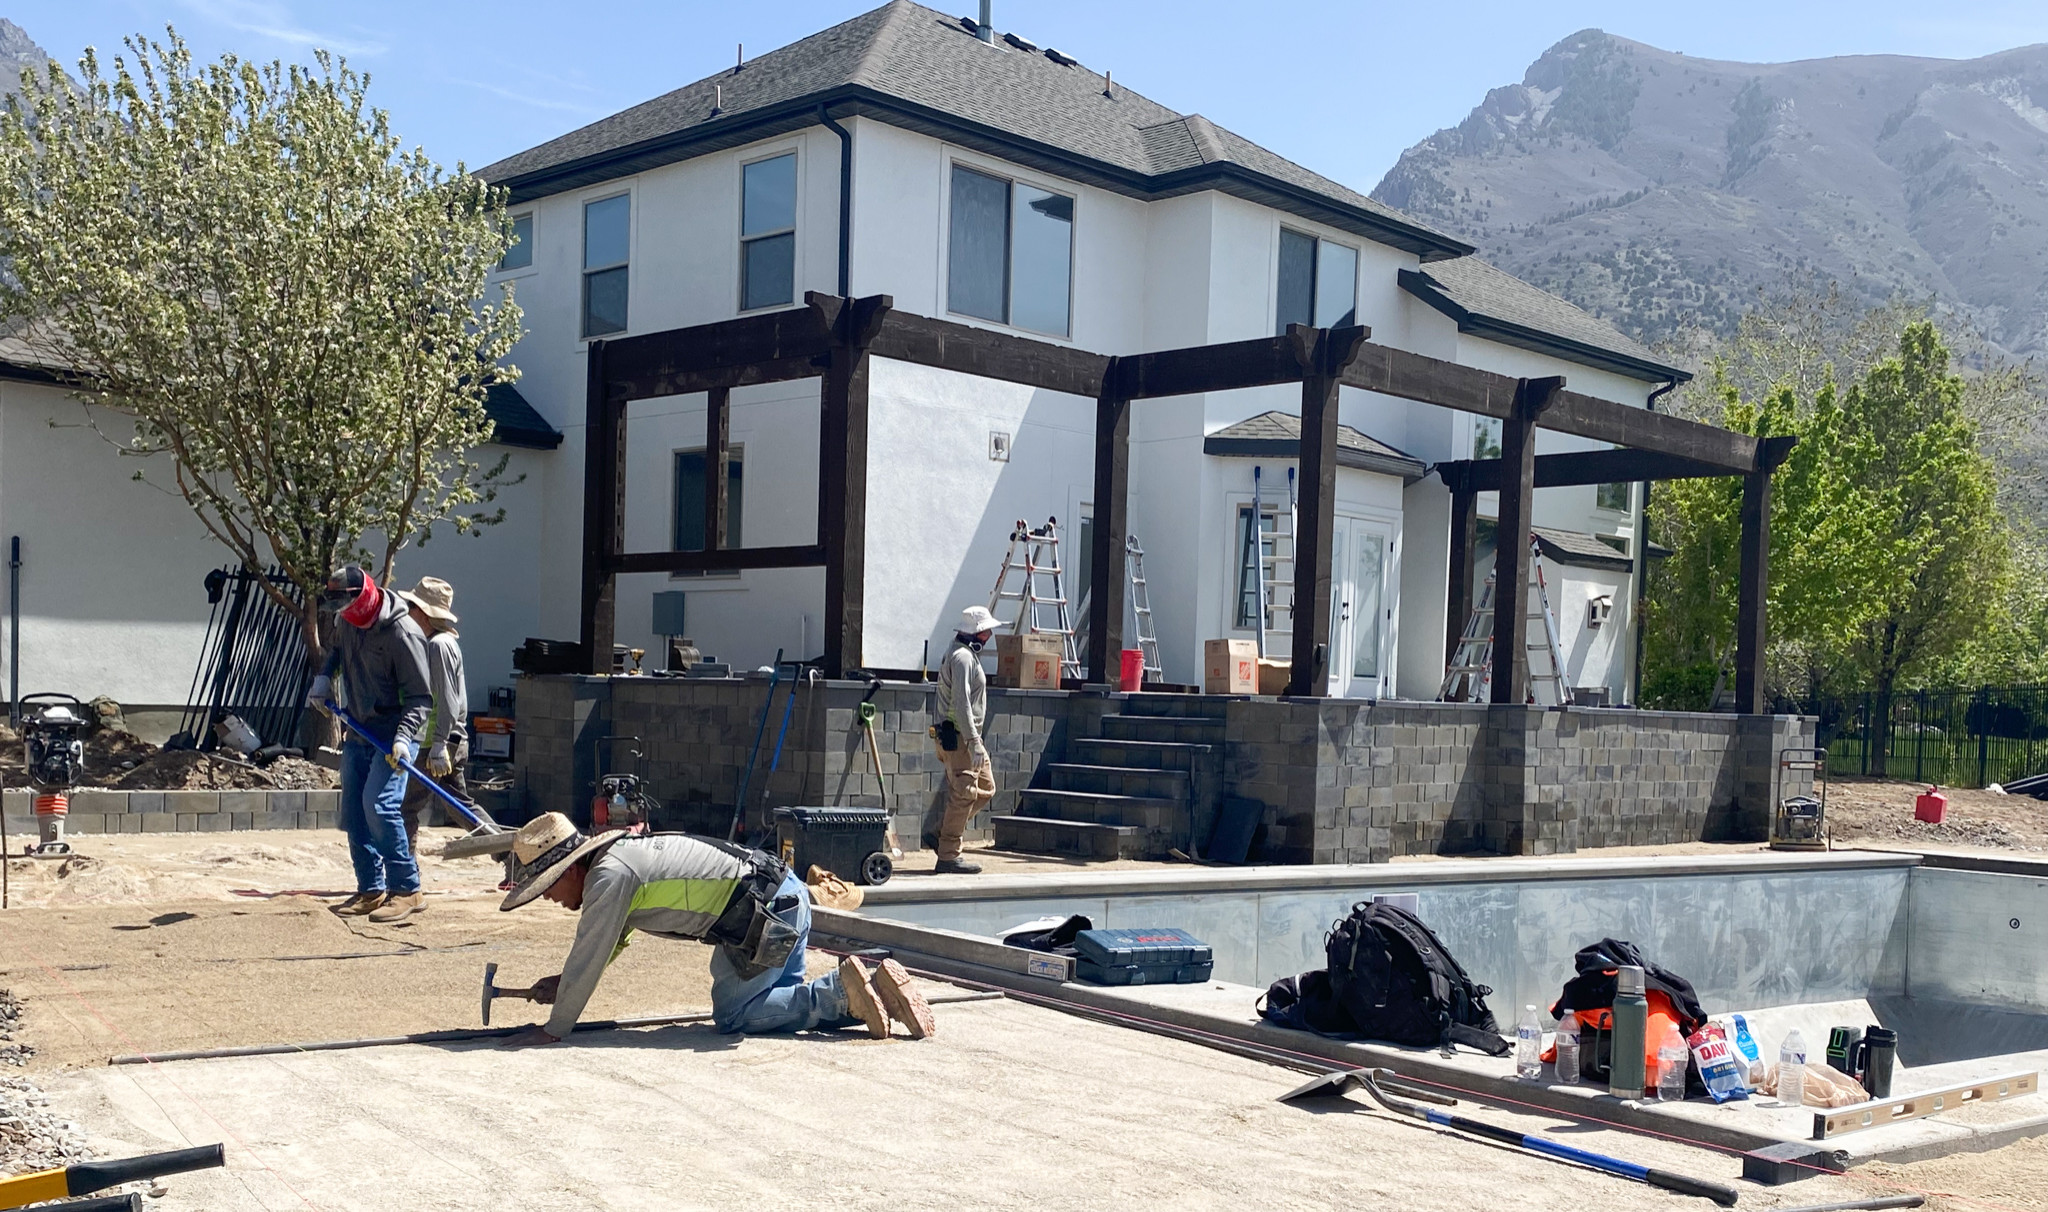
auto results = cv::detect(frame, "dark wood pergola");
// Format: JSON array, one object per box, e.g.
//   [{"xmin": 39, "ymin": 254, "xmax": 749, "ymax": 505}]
[{"xmin": 579, "ymin": 292, "xmax": 1789, "ymax": 710}]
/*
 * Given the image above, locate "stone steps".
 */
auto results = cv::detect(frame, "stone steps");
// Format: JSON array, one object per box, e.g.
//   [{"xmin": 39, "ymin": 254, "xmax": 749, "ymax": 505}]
[
  {"xmin": 1066, "ymin": 737, "xmax": 1214, "ymax": 773},
  {"xmin": 1100, "ymin": 714, "xmax": 1227, "ymax": 746},
  {"xmin": 989, "ymin": 814, "xmax": 1144, "ymax": 860},
  {"xmin": 1046, "ymin": 762, "xmax": 1191, "ymax": 800}
]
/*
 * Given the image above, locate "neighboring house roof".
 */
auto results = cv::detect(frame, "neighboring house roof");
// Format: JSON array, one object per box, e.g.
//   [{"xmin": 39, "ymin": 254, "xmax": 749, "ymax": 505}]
[
  {"xmin": 0, "ymin": 318, "xmax": 72, "ymax": 385},
  {"xmin": 482, "ymin": 383, "xmax": 562, "ymax": 449},
  {"xmin": 1398, "ymin": 258, "xmax": 1690, "ymax": 385},
  {"xmin": 477, "ymin": 0, "xmax": 1472, "ymax": 261},
  {"xmin": 1531, "ymin": 525, "xmax": 1670, "ymax": 572},
  {"xmin": 1202, "ymin": 410, "xmax": 1426, "ymax": 482}
]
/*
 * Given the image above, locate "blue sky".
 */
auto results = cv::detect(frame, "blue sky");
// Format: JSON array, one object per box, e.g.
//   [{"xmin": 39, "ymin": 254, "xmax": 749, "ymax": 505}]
[{"xmin": 17, "ymin": 1, "xmax": 2048, "ymax": 192}]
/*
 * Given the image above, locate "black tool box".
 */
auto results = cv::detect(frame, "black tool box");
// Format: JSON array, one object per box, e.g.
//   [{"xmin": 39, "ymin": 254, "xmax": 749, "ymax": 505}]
[{"xmin": 1073, "ymin": 927, "xmax": 1213, "ymax": 986}]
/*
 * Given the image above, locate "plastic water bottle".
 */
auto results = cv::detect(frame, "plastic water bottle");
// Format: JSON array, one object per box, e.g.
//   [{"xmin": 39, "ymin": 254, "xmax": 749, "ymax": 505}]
[
  {"xmin": 1779, "ymin": 1028, "xmax": 1808, "ymax": 1108},
  {"xmin": 1516, "ymin": 1005, "xmax": 1544, "ymax": 1079},
  {"xmin": 1554, "ymin": 1011, "xmax": 1581, "ymax": 1085},
  {"xmin": 1656, "ymin": 1026, "xmax": 1688, "ymax": 1101}
]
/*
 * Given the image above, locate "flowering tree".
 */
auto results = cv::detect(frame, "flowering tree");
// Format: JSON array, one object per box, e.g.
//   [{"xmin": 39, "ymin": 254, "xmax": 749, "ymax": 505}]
[{"xmin": 0, "ymin": 31, "xmax": 522, "ymax": 668}]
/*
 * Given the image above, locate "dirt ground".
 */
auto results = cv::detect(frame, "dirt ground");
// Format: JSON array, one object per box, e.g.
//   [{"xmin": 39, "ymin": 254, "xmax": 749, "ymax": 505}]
[
  {"xmin": 0, "ymin": 725, "xmax": 338, "ymax": 790},
  {"xmin": 1826, "ymin": 777, "xmax": 2048, "ymax": 852}
]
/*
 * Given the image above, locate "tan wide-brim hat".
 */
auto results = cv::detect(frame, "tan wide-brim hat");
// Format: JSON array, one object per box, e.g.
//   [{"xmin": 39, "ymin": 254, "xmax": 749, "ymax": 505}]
[
  {"xmin": 499, "ymin": 812, "xmax": 625, "ymax": 911},
  {"xmin": 396, "ymin": 576, "xmax": 459, "ymax": 626},
  {"xmin": 959, "ymin": 605, "xmax": 1001, "ymax": 634}
]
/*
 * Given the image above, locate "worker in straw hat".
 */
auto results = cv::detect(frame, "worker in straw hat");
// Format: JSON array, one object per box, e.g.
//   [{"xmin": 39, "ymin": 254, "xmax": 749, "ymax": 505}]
[
  {"xmin": 495, "ymin": 813, "xmax": 936, "ymax": 1047},
  {"xmin": 394, "ymin": 576, "xmax": 474, "ymax": 846},
  {"xmin": 928, "ymin": 605, "xmax": 999, "ymax": 874}
]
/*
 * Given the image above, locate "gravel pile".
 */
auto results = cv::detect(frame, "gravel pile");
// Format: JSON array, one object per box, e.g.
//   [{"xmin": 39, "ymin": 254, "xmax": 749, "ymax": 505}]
[
  {"xmin": 0, "ymin": 989, "xmax": 95, "ymax": 1177},
  {"xmin": 0, "ymin": 990, "xmax": 29, "ymax": 1067}
]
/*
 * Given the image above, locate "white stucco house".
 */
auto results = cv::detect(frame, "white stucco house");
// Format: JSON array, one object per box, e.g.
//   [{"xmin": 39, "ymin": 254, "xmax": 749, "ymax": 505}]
[{"xmin": 0, "ymin": 0, "xmax": 1688, "ymax": 722}]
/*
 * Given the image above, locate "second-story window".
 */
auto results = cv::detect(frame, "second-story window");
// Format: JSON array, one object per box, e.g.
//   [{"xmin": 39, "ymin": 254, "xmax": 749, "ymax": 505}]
[
  {"xmin": 741, "ymin": 154, "xmax": 796, "ymax": 310},
  {"xmin": 1596, "ymin": 482, "xmax": 1632, "ymax": 512},
  {"xmin": 1276, "ymin": 228, "xmax": 1357, "ymax": 334},
  {"xmin": 499, "ymin": 212, "xmax": 533, "ymax": 271},
  {"xmin": 583, "ymin": 194, "xmax": 630, "ymax": 337},
  {"xmin": 947, "ymin": 164, "xmax": 1073, "ymax": 337}
]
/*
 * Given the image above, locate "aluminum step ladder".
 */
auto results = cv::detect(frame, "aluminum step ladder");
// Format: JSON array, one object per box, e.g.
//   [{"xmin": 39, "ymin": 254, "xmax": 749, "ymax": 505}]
[
  {"xmin": 1438, "ymin": 535, "xmax": 1573, "ymax": 706},
  {"xmin": 1249, "ymin": 465, "xmax": 1298, "ymax": 660},
  {"xmin": 1125, "ymin": 535, "xmax": 1162, "ymax": 684},
  {"xmin": 987, "ymin": 517, "xmax": 1083, "ymax": 679}
]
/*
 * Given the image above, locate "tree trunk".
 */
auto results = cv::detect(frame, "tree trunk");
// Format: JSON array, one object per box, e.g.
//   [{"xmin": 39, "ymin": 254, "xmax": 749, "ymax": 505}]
[
  {"xmin": 297, "ymin": 597, "xmax": 340, "ymax": 754},
  {"xmin": 1867, "ymin": 622, "xmax": 1902, "ymax": 773}
]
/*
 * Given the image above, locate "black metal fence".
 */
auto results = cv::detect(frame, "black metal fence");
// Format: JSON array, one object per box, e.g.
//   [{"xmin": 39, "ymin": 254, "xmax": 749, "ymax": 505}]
[
  {"xmin": 1781, "ymin": 686, "xmax": 2048, "ymax": 789},
  {"xmin": 176, "ymin": 566, "xmax": 314, "ymax": 753}
]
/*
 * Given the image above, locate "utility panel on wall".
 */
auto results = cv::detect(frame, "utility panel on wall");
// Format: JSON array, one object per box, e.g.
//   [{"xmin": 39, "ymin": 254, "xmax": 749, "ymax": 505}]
[{"xmin": 990, "ymin": 431, "xmax": 1011, "ymax": 462}]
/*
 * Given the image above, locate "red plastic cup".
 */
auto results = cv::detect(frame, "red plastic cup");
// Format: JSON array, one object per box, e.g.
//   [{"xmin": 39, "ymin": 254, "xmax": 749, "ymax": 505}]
[{"xmin": 1119, "ymin": 648, "xmax": 1145, "ymax": 692}]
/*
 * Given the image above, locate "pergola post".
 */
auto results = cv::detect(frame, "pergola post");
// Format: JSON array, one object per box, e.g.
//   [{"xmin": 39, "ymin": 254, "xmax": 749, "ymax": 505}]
[
  {"xmin": 1286, "ymin": 324, "xmax": 1368, "ymax": 697},
  {"xmin": 578, "ymin": 339, "xmax": 625, "ymax": 674},
  {"xmin": 1087, "ymin": 368, "xmax": 1130, "ymax": 685},
  {"xmin": 1490, "ymin": 376, "xmax": 1564, "ymax": 704},
  {"xmin": 1734, "ymin": 437, "xmax": 1794, "ymax": 714},
  {"xmin": 705, "ymin": 385, "xmax": 730, "ymax": 551},
  {"xmin": 1443, "ymin": 464, "xmax": 1478, "ymax": 663},
  {"xmin": 816, "ymin": 293, "xmax": 892, "ymax": 678}
]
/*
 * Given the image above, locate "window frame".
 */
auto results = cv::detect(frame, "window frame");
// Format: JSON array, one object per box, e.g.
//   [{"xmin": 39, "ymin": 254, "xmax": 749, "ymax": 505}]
[
  {"xmin": 496, "ymin": 211, "xmax": 535, "ymax": 275},
  {"xmin": 670, "ymin": 443, "xmax": 746, "ymax": 581},
  {"xmin": 1274, "ymin": 226, "xmax": 1359, "ymax": 335},
  {"xmin": 581, "ymin": 189, "xmax": 633, "ymax": 340},
  {"xmin": 738, "ymin": 149, "xmax": 800, "ymax": 314},
  {"xmin": 942, "ymin": 154, "xmax": 1077, "ymax": 340},
  {"xmin": 1595, "ymin": 481, "xmax": 1633, "ymax": 513}
]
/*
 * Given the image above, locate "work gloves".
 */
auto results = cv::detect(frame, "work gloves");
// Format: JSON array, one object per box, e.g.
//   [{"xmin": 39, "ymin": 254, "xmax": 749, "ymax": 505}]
[
  {"xmin": 970, "ymin": 739, "xmax": 990, "ymax": 766},
  {"xmin": 388, "ymin": 737, "xmax": 415, "ymax": 772},
  {"xmin": 306, "ymin": 675, "xmax": 334, "ymax": 716},
  {"xmin": 428, "ymin": 742, "xmax": 454, "ymax": 779}
]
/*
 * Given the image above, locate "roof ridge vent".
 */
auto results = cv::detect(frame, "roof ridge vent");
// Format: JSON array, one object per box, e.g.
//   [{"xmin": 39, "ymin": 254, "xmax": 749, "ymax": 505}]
[
  {"xmin": 1044, "ymin": 46, "xmax": 1077, "ymax": 67},
  {"xmin": 1002, "ymin": 31, "xmax": 1038, "ymax": 52}
]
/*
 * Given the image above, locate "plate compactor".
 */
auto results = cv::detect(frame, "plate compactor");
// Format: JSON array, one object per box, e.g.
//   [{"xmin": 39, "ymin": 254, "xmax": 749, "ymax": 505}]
[{"xmin": 18, "ymin": 693, "xmax": 92, "ymax": 857}]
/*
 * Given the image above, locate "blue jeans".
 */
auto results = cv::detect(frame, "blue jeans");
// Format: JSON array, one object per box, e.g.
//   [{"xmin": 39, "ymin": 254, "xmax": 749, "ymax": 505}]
[
  {"xmin": 707, "ymin": 871, "xmax": 860, "ymax": 1034},
  {"xmin": 338, "ymin": 737, "xmax": 420, "ymax": 894}
]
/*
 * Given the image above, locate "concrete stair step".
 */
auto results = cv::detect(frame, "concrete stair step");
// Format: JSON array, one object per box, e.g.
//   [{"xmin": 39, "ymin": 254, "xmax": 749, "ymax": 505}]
[
  {"xmin": 1068, "ymin": 737, "xmax": 1215, "ymax": 772},
  {"xmin": 1018, "ymin": 788, "xmax": 1187, "ymax": 830},
  {"xmin": 990, "ymin": 815, "xmax": 1144, "ymax": 861},
  {"xmin": 1117, "ymin": 696, "xmax": 1234, "ymax": 722},
  {"xmin": 1046, "ymin": 762, "xmax": 1191, "ymax": 800},
  {"xmin": 1101, "ymin": 714, "xmax": 1227, "ymax": 745}
]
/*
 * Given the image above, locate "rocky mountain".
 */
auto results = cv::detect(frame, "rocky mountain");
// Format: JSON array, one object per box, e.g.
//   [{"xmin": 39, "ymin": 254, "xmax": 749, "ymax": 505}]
[
  {"xmin": 0, "ymin": 19, "xmax": 50, "ymax": 102},
  {"xmin": 1373, "ymin": 32, "xmax": 2048, "ymax": 359}
]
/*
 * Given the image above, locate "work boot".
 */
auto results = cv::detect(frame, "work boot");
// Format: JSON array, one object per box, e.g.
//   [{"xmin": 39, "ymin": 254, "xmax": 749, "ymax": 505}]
[
  {"xmin": 838, "ymin": 956, "xmax": 889, "ymax": 1039},
  {"xmin": 871, "ymin": 958, "xmax": 936, "ymax": 1040},
  {"xmin": 331, "ymin": 892, "xmax": 386, "ymax": 917},
  {"xmin": 367, "ymin": 891, "xmax": 425, "ymax": 923},
  {"xmin": 933, "ymin": 858, "xmax": 982, "ymax": 875}
]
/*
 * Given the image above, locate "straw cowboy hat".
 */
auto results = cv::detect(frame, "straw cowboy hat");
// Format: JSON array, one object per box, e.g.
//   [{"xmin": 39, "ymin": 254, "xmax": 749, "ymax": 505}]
[
  {"xmin": 500, "ymin": 812, "xmax": 626, "ymax": 910},
  {"xmin": 958, "ymin": 605, "xmax": 1000, "ymax": 635},
  {"xmin": 396, "ymin": 576, "xmax": 459, "ymax": 627}
]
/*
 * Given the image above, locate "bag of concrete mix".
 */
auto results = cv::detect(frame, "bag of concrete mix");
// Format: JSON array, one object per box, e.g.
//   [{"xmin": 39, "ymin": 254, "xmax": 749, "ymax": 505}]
[{"xmin": 1686, "ymin": 1023, "xmax": 1749, "ymax": 1103}]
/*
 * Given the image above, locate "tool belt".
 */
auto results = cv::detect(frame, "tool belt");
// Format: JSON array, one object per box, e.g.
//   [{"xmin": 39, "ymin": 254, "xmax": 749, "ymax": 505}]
[
  {"xmin": 703, "ymin": 849, "xmax": 800, "ymax": 979},
  {"xmin": 934, "ymin": 719, "xmax": 961, "ymax": 752}
]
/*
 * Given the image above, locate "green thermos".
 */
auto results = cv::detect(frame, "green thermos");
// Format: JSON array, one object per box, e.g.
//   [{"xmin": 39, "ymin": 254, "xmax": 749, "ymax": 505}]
[{"xmin": 1608, "ymin": 965, "xmax": 1648, "ymax": 1099}]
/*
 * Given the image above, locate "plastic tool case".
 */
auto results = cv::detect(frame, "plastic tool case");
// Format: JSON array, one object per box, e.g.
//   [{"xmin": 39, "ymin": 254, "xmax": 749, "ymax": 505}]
[
  {"xmin": 1073, "ymin": 928, "xmax": 1214, "ymax": 986},
  {"xmin": 773, "ymin": 807, "xmax": 893, "ymax": 886}
]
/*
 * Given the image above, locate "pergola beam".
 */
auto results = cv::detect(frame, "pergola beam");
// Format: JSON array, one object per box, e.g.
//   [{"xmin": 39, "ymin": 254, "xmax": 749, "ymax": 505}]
[
  {"xmin": 1489, "ymin": 377, "xmax": 1564, "ymax": 704},
  {"xmin": 1439, "ymin": 448, "xmax": 1737, "ymax": 492}
]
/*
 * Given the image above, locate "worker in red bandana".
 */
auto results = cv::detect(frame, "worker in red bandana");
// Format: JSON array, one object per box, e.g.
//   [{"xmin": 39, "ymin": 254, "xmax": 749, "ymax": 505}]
[{"xmin": 306, "ymin": 565, "xmax": 434, "ymax": 922}]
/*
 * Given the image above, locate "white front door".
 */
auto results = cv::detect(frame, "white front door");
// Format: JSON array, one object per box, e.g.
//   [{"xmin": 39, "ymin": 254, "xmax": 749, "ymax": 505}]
[{"xmin": 1330, "ymin": 517, "xmax": 1392, "ymax": 698}]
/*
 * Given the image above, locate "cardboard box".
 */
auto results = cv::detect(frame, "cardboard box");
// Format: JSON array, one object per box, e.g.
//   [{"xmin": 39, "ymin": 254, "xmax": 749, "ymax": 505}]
[
  {"xmin": 1203, "ymin": 638, "xmax": 1258, "ymax": 694},
  {"xmin": 1257, "ymin": 658, "xmax": 1291, "ymax": 697},
  {"xmin": 995, "ymin": 633, "xmax": 1064, "ymax": 689}
]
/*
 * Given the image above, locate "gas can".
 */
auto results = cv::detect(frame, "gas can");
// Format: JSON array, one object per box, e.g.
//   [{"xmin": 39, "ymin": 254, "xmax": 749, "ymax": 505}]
[{"xmin": 1914, "ymin": 786, "xmax": 1947, "ymax": 825}]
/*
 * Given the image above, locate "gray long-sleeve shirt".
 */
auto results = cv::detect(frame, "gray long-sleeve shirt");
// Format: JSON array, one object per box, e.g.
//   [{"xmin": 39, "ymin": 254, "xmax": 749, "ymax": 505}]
[
  {"xmin": 936, "ymin": 637, "xmax": 988, "ymax": 749},
  {"xmin": 546, "ymin": 834, "xmax": 751, "ymax": 1037},
  {"xmin": 420, "ymin": 630, "xmax": 467, "ymax": 748},
  {"xmin": 320, "ymin": 591, "xmax": 432, "ymax": 747}
]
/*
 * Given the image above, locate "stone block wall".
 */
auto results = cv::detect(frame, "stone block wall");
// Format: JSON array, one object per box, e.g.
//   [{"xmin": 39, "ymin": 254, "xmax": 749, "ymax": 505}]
[
  {"xmin": 1222, "ymin": 699, "xmax": 1815, "ymax": 864},
  {"xmin": 515, "ymin": 675, "xmax": 1098, "ymax": 848},
  {"xmin": 1, "ymin": 787, "xmax": 342, "ymax": 836}
]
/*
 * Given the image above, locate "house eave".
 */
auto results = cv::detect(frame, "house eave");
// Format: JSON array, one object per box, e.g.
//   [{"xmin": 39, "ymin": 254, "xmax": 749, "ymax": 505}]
[
  {"xmin": 487, "ymin": 84, "xmax": 1472, "ymax": 260},
  {"xmin": 1398, "ymin": 268, "xmax": 1691, "ymax": 385},
  {"xmin": 1203, "ymin": 436, "xmax": 1426, "ymax": 483}
]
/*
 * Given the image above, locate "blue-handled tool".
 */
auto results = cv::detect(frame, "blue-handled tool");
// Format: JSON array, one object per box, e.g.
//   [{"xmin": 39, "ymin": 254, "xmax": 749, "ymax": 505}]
[{"xmin": 322, "ymin": 701, "xmax": 500, "ymax": 835}]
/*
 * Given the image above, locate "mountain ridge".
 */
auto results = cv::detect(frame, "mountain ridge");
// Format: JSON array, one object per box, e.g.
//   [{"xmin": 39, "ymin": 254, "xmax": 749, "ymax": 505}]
[{"xmin": 1372, "ymin": 31, "xmax": 2048, "ymax": 360}]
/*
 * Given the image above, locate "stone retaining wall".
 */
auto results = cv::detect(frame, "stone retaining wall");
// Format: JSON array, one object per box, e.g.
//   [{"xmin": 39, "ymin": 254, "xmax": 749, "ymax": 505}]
[{"xmin": 1, "ymin": 787, "xmax": 341, "ymax": 835}]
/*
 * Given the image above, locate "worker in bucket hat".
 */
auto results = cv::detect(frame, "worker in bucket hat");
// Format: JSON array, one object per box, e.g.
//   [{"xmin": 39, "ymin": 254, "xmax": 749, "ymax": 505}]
[
  {"xmin": 495, "ymin": 813, "xmax": 936, "ymax": 1047},
  {"xmin": 929, "ymin": 605, "xmax": 1000, "ymax": 874},
  {"xmin": 394, "ymin": 576, "xmax": 475, "ymax": 845}
]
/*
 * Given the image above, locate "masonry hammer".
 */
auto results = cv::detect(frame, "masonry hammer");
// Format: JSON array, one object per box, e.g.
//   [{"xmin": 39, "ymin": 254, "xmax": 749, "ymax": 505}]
[{"xmin": 480, "ymin": 961, "xmax": 546, "ymax": 1026}]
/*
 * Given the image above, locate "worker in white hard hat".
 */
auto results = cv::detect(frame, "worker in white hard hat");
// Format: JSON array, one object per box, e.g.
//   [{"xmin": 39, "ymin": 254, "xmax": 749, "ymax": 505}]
[{"xmin": 929, "ymin": 605, "xmax": 999, "ymax": 874}]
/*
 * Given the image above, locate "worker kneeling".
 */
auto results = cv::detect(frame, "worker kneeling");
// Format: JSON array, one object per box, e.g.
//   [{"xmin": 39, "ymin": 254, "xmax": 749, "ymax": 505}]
[{"xmin": 497, "ymin": 813, "xmax": 934, "ymax": 1047}]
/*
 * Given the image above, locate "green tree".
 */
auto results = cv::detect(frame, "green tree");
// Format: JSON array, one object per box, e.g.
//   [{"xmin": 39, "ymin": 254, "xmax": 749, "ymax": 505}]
[{"xmin": 0, "ymin": 32, "xmax": 522, "ymax": 670}]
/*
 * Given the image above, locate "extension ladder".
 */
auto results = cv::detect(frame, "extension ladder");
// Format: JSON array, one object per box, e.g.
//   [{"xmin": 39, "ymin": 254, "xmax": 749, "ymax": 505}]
[
  {"xmin": 1438, "ymin": 536, "xmax": 1573, "ymax": 706},
  {"xmin": 987, "ymin": 517, "xmax": 1083, "ymax": 679},
  {"xmin": 1125, "ymin": 535, "xmax": 1162, "ymax": 684},
  {"xmin": 1249, "ymin": 465, "xmax": 1298, "ymax": 659}
]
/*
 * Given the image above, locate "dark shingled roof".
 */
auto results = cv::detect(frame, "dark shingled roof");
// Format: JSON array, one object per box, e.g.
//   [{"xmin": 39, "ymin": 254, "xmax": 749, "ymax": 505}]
[
  {"xmin": 1530, "ymin": 526, "xmax": 1670, "ymax": 572},
  {"xmin": 483, "ymin": 383, "xmax": 562, "ymax": 449},
  {"xmin": 1203, "ymin": 410, "xmax": 1425, "ymax": 481},
  {"xmin": 478, "ymin": 0, "xmax": 1471, "ymax": 261},
  {"xmin": 1399, "ymin": 258, "xmax": 1689, "ymax": 384}
]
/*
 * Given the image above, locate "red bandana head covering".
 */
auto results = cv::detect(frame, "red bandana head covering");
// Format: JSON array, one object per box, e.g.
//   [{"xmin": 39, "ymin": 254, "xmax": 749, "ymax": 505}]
[{"xmin": 339, "ymin": 573, "xmax": 382, "ymax": 628}]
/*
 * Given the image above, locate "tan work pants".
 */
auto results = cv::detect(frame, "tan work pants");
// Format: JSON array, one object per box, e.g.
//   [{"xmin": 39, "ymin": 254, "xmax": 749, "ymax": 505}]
[{"xmin": 934, "ymin": 739, "xmax": 995, "ymax": 861}]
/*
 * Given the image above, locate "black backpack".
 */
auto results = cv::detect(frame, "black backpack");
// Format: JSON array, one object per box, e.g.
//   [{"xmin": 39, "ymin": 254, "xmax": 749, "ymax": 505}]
[
  {"xmin": 1256, "ymin": 969, "xmax": 1361, "ymax": 1039},
  {"xmin": 1324, "ymin": 901, "xmax": 1509, "ymax": 1056},
  {"xmin": 1551, "ymin": 938, "xmax": 1707, "ymax": 1035}
]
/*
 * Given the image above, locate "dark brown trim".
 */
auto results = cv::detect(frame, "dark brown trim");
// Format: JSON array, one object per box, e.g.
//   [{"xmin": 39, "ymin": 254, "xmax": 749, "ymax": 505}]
[
  {"xmin": 1438, "ymin": 448, "xmax": 1737, "ymax": 492},
  {"xmin": 1286, "ymin": 325, "xmax": 1368, "ymax": 697},
  {"xmin": 608, "ymin": 545, "xmax": 825, "ymax": 575},
  {"xmin": 705, "ymin": 386, "xmax": 730, "ymax": 552},
  {"xmin": 1397, "ymin": 267, "xmax": 1689, "ymax": 384},
  {"xmin": 578, "ymin": 340, "xmax": 623, "ymax": 674},
  {"xmin": 817, "ymin": 292, "xmax": 892, "ymax": 676},
  {"xmin": 1490, "ymin": 376, "xmax": 1563, "ymax": 704},
  {"xmin": 1447, "ymin": 485, "xmax": 1477, "ymax": 664},
  {"xmin": 1087, "ymin": 378, "xmax": 1130, "ymax": 685}
]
